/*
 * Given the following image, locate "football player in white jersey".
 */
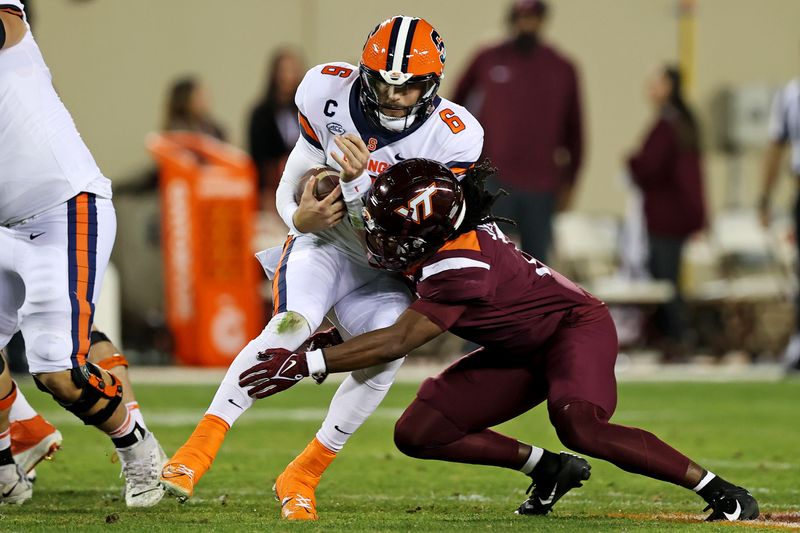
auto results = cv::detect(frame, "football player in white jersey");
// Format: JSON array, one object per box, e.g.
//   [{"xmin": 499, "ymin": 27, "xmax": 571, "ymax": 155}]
[
  {"xmin": 0, "ymin": 2, "xmax": 166, "ymax": 506},
  {"xmin": 161, "ymin": 16, "xmax": 483, "ymax": 519}
]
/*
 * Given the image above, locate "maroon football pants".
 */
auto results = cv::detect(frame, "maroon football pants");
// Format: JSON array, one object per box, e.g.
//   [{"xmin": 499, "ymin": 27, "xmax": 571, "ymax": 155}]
[{"xmin": 394, "ymin": 308, "xmax": 693, "ymax": 487}]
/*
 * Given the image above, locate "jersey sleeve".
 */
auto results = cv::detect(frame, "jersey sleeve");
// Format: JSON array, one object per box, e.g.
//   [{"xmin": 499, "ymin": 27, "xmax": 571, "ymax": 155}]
[
  {"xmin": 409, "ymin": 249, "xmax": 492, "ymax": 331},
  {"xmin": 294, "ymin": 69, "xmax": 325, "ymax": 151},
  {"xmin": 435, "ymin": 102, "xmax": 484, "ymax": 177},
  {"xmin": 294, "ymin": 62, "xmax": 358, "ymax": 152},
  {"xmin": 274, "ymin": 136, "xmax": 326, "ymax": 234}
]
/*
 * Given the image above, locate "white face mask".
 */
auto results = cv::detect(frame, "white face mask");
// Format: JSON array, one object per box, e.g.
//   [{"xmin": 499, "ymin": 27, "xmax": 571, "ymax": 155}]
[{"xmin": 378, "ymin": 110, "xmax": 417, "ymax": 132}]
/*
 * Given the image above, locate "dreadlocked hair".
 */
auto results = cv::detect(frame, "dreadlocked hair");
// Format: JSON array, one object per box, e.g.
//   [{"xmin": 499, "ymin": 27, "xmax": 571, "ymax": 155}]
[{"xmin": 454, "ymin": 159, "xmax": 516, "ymax": 236}]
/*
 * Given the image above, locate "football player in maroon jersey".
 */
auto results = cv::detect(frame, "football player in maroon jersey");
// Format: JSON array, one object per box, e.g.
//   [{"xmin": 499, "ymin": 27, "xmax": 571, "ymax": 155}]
[{"xmin": 239, "ymin": 159, "xmax": 758, "ymax": 521}]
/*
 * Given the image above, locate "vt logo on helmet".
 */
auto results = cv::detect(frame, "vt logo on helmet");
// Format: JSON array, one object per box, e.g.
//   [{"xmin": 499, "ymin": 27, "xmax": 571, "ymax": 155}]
[
  {"xmin": 363, "ymin": 159, "xmax": 465, "ymax": 271},
  {"xmin": 359, "ymin": 16, "xmax": 446, "ymax": 133}
]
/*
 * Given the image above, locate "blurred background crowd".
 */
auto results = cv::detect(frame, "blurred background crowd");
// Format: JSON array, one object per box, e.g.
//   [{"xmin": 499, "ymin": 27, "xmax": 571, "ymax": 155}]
[{"xmin": 9, "ymin": 0, "xmax": 800, "ymax": 372}]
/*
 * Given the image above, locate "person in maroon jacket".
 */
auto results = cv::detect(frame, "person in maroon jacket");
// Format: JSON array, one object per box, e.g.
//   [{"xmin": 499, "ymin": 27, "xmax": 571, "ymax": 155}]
[
  {"xmin": 627, "ymin": 66, "xmax": 707, "ymax": 358},
  {"xmin": 452, "ymin": 0, "xmax": 583, "ymax": 262},
  {"xmin": 239, "ymin": 159, "xmax": 756, "ymax": 521}
]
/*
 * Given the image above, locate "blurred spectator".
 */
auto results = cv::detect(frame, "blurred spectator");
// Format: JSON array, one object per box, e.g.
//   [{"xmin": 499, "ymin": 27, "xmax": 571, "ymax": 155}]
[
  {"xmin": 759, "ymin": 74, "xmax": 800, "ymax": 371},
  {"xmin": 164, "ymin": 76, "xmax": 226, "ymax": 140},
  {"xmin": 247, "ymin": 48, "xmax": 304, "ymax": 208},
  {"xmin": 627, "ymin": 65, "xmax": 706, "ymax": 359},
  {"xmin": 453, "ymin": 0, "xmax": 583, "ymax": 262}
]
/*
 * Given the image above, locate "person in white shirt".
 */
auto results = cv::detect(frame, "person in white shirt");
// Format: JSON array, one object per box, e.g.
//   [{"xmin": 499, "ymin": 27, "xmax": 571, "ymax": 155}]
[
  {"xmin": 759, "ymin": 76, "xmax": 800, "ymax": 371},
  {"xmin": 0, "ymin": 1, "xmax": 165, "ymax": 506}
]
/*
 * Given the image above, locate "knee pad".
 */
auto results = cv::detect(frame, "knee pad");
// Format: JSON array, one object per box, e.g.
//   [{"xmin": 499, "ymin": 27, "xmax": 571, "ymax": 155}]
[
  {"xmin": 34, "ymin": 363, "xmax": 123, "ymax": 426},
  {"xmin": 394, "ymin": 399, "xmax": 464, "ymax": 457},
  {"xmin": 550, "ymin": 401, "xmax": 608, "ymax": 454},
  {"xmin": 27, "ymin": 330, "xmax": 72, "ymax": 362},
  {"xmin": 352, "ymin": 357, "xmax": 404, "ymax": 391},
  {"xmin": 264, "ymin": 311, "xmax": 313, "ymax": 351}
]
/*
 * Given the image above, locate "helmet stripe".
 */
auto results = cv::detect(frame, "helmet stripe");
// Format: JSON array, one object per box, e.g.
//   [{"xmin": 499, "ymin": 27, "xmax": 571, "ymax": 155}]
[
  {"xmin": 384, "ymin": 17, "xmax": 404, "ymax": 71},
  {"xmin": 389, "ymin": 16, "xmax": 413, "ymax": 73},
  {"xmin": 400, "ymin": 18, "xmax": 420, "ymax": 73}
]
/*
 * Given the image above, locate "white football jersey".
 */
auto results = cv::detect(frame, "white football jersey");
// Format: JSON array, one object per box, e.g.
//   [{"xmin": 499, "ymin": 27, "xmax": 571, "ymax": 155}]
[
  {"xmin": 295, "ymin": 62, "xmax": 483, "ymax": 263},
  {"xmin": 0, "ymin": 1, "xmax": 111, "ymax": 227}
]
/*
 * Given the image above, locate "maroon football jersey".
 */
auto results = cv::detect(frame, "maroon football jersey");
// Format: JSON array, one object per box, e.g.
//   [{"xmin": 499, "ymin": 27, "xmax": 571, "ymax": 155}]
[{"xmin": 409, "ymin": 223, "xmax": 605, "ymax": 353}]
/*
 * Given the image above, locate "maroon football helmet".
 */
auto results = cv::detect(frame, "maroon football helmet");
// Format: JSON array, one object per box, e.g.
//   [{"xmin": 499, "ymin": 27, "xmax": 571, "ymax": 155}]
[{"xmin": 363, "ymin": 158, "xmax": 466, "ymax": 271}]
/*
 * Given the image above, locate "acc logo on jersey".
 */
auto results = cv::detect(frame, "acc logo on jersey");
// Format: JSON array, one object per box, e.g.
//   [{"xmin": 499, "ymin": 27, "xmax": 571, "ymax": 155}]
[
  {"xmin": 326, "ymin": 122, "xmax": 345, "ymax": 135},
  {"xmin": 394, "ymin": 184, "xmax": 438, "ymax": 223}
]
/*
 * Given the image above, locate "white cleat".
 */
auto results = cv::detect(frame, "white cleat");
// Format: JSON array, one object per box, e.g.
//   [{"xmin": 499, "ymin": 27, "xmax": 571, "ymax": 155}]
[
  {"xmin": 118, "ymin": 433, "xmax": 168, "ymax": 508},
  {"xmin": 0, "ymin": 463, "xmax": 33, "ymax": 505}
]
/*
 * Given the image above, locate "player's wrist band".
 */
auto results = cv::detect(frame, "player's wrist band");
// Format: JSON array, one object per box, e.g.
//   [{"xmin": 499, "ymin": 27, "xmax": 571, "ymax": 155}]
[
  {"xmin": 306, "ymin": 348, "xmax": 327, "ymax": 379},
  {"xmin": 340, "ymin": 172, "xmax": 371, "ymax": 202}
]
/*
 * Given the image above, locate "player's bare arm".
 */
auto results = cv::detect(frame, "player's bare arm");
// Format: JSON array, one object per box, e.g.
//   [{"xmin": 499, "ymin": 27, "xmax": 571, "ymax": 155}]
[
  {"xmin": 758, "ymin": 141, "xmax": 785, "ymax": 227},
  {"xmin": 0, "ymin": 9, "xmax": 26, "ymax": 50},
  {"xmin": 292, "ymin": 177, "xmax": 344, "ymax": 233},
  {"xmin": 238, "ymin": 309, "xmax": 443, "ymax": 399},
  {"xmin": 330, "ymin": 134, "xmax": 370, "ymax": 182}
]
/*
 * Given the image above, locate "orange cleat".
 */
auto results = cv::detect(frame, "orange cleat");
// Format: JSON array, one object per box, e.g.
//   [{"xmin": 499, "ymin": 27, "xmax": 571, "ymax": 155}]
[
  {"xmin": 159, "ymin": 414, "xmax": 229, "ymax": 501},
  {"xmin": 10, "ymin": 415, "xmax": 63, "ymax": 473},
  {"xmin": 273, "ymin": 463, "xmax": 321, "ymax": 521}
]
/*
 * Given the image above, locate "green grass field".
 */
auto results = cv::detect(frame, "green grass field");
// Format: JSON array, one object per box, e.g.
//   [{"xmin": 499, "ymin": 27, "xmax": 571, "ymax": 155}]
[{"xmin": 2, "ymin": 379, "xmax": 798, "ymax": 532}]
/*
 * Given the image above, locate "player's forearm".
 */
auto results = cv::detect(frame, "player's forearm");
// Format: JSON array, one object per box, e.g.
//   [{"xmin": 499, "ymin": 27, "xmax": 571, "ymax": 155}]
[
  {"xmin": 0, "ymin": 11, "xmax": 26, "ymax": 50},
  {"xmin": 275, "ymin": 138, "xmax": 325, "ymax": 232},
  {"xmin": 322, "ymin": 326, "xmax": 411, "ymax": 373},
  {"xmin": 760, "ymin": 142, "xmax": 784, "ymax": 202}
]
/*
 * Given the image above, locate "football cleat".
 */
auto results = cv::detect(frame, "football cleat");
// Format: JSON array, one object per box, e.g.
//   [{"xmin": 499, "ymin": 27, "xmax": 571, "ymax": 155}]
[
  {"xmin": 10, "ymin": 415, "xmax": 62, "ymax": 473},
  {"xmin": 117, "ymin": 432, "xmax": 167, "ymax": 507},
  {"xmin": 273, "ymin": 463, "xmax": 321, "ymax": 521},
  {"xmin": 160, "ymin": 462, "xmax": 197, "ymax": 502},
  {"xmin": 0, "ymin": 463, "xmax": 33, "ymax": 505},
  {"xmin": 703, "ymin": 486, "xmax": 759, "ymax": 521},
  {"xmin": 516, "ymin": 452, "xmax": 591, "ymax": 515}
]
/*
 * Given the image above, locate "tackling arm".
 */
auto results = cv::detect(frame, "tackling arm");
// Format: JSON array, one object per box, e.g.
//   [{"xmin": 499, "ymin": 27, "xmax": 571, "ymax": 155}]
[{"xmin": 322, "ymin": 309, "xmax": 444, "ymax": 372}]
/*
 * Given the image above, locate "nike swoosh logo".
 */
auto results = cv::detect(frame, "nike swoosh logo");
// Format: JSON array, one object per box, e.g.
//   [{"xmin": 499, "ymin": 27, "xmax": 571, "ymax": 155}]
[
  {"xmin": 334, "ymin": 425, "xmax": 352, "ymax": 435},
  {"xmin": 283, "ymin": 360, "xmax": 296, "ymax": 374},
  {"xmin": 2, "ymin": 484, "xmax": 18, "ymax": 497},
  {"xmin": 724, "ymin": 500, "xmax": 742, "ymax": 521},
  {"xmin": 538, "ymin": 482, "xmax": 558, "ymax": 505},
  {"xmin": 228, "ymin": 398, "xmax": 242, "ymax": 409},
  {"xmin": 394, "ymin": 154, "xmax": 405, "ymax": 161},
  {"xmin": 29, "ymin": 232, "xmax": 45, "ymax": 240},
  {"xmin": 130, "ymin": 487, "xmax": 161, "ymax": 497}
]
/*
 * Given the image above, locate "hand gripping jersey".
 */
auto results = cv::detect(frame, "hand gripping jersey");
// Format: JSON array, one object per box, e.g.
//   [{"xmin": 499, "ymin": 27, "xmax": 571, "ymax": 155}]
[
  {"xmin": 0, "ymin": 1, "xmax": 111, "ymax": 227},
  {"xmin": 409, "ymin": 223, "xmax": 606, "ymax": 354},
  {"xmin": 294, "ymin": 61, "xmax": 483, "ymax": 263}
]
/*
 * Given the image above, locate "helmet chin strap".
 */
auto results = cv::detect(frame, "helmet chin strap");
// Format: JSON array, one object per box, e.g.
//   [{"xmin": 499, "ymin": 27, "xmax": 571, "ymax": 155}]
[{"xmin": 378, "ymin": 110, "xmax": 417, "ymax": 132}]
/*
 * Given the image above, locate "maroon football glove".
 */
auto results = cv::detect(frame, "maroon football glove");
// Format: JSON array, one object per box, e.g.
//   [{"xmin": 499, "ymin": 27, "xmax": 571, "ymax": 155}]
[
  {"xmin": 298, "ymin": 326, "xmax": 344, "ymax": 352},
  {"xmin": 238, "ymin": 349, "xmax": 309, "ymax": 399}
]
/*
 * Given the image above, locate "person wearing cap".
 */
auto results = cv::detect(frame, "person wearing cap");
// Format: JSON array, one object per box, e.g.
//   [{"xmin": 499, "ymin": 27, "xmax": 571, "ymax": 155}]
[{"xmin": 453, "ymin": 0, "xmax": 584, "ymax": 262}]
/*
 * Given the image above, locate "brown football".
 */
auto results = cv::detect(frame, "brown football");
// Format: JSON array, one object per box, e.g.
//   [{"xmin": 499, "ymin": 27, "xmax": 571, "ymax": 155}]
[{"xmin": 295, "ymin": 166, "xmax": 341, "ymax": 203}]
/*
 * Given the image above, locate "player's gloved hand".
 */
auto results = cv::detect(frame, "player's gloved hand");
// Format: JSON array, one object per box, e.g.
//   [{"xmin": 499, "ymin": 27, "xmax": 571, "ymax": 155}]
[
  {"xmin": 299, "ymin": 327, "xmax": 344, "ymax": 352},
  {"xmin": 293, "ymin": 177, "xmax": 345, "ymax": 233},
  {"xmin": 331, "ymin": 133, "xmax": 370, "ymax": 182},
  {"xmin": 238, "ymin": 349, "xmax": 310, "ymax": 399}
]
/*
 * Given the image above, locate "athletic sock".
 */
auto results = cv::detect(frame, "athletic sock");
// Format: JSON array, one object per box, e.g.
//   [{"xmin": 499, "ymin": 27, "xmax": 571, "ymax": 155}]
[
  {"xmin": 291, "ymin": 437, "xmax": 337, "ymax": 479},
  {"xmin": 170, "ymin": 414, "xmax": 229, "ymax": 482},
  {"xmin": 529, "ymin": 449, "xmax": 561, "ymax": 481},
  {"xmin": 519, "ymin": 446, "xmax": 544, "ymax": 474},
  {"xmin": 695, "ymin": 471, "xmax": 734, "ymax": 502},
  {"xmin": 0, "ymin": 430, "xmax": 13, "ymax": 465},
  {"xmin": 126, "ymin": 402, "xmax": 149, "ymax": 433},
  {"xmin": 108, "ymin": 409, "xmax": 148, "ymax": 450},
  {"xmin": 8, "ymin": 388, "xmax": 37, "ymax": 422}
]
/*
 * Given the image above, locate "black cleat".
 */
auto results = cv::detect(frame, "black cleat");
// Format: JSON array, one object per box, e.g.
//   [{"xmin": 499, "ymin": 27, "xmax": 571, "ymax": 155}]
[
  {"xmin": 516, "ymin": 452, "xmax": 591, "ymax": 515},
  {"xmin": 703, "ymin": 486, "xmax": 759, "ymax": 521}
]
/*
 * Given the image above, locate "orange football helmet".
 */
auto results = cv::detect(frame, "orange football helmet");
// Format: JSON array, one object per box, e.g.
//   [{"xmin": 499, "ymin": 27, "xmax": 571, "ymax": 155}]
[{"xmin": 359, "ymin": 16, "xmax": 446, "ymax": 132}]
